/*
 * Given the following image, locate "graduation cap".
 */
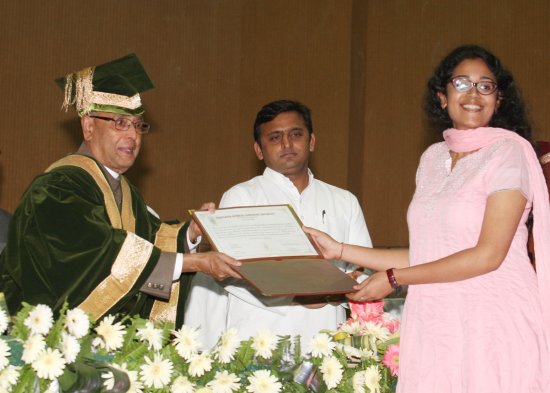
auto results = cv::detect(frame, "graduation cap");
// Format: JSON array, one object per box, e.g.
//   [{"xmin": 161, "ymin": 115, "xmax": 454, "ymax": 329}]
[{"xmin": 55, "ymin": 53, "xmax": 154, "ymax": 117}]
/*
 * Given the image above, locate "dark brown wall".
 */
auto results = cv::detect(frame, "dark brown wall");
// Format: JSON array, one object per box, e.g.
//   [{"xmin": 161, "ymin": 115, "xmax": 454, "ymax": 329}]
[{"xmin": 1, "ymin": 0, "xmax": 549, "ymax": 247}]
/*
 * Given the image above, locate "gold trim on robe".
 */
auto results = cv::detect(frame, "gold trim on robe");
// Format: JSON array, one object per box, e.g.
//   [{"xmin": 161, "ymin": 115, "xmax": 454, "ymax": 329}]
[
  {"xmin": 149, "ymin": 222, "xmax": 186, "ymax": 323},
  {"xmin": 46, "ymin": 155, "xmax": 149, "ymax": 319}
]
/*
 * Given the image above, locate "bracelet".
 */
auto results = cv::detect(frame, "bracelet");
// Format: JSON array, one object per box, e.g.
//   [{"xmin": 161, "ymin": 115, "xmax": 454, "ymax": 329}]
[
  {"xmin": 338, "ymin": 242, "xmax": 344, "ymax": 260},
  {"xmin": 540, "ymin": 152, "xmax": 550, "ymax": 165},
  {"xmin": 386, "ymin": 268, "xmax": 401, "ymax": 290}
]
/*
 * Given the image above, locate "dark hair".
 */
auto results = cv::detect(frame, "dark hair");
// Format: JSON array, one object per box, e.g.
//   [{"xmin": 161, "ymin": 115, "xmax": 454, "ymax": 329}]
[
  {"xmin": 424, "ymin": 44, "xmax": 531, "ymax": 140},
  {"xmin": 253, "ymin": 100, "xmax": 313, "ymax": 143}
]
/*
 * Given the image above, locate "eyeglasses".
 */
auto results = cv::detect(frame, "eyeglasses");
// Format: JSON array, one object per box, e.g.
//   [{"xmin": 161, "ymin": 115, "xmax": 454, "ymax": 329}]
[
  {"xmin": 89, "ymin": 115, "xmax": 151, "ymax": 134},
  {"xmin": 448, "ymin": 76, "xmax": 498, "ymax": 95}
]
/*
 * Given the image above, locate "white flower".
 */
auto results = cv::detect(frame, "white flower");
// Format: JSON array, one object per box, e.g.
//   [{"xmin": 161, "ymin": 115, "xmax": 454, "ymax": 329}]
[
  {"xmin": 246, "ymin": 370, "xmax": 282, "ymax": 393},
  {"xmin": 32, "ymin": 348, "xmax": 66, "ymax": 380},
  {"xmin": 171, "ymin": 375, "xmax": 196, "ymax": 393},
  {"xmin": 352, "ymin": 370, "xmax": 367, "ymax": 393},
  {"xmin": 91, "ymin": 337, "xmax": 102, "ymax": 349},
  {"xmin": 308, "ymin": 333, "xmax": 336, "ymax": 358},
  {"xmin": 207, "ymin": 370, "xmax": 240, "ymax": 393},
  {"xmin": 319, "ymin": 356, "xmax": 343, "ymax": 389},
  {"xmin": 0, "ymin": 339, "xmax": 10, "ymax": 371},
  {"xmin": 172, "ymin": 325, "xmax": 201, "ymax": 360},
  {"xmin": 24, "ymin": 304, "xmax": 54, "ymax": 335},
  {"xmin": 215, "ymin": 329, "xmax": 240, "ymax": 363},
  {"xmin": 188, "ymin": 351, "xmax": 213, "ymax": 377},
  {"xmin": 361, "ymin": 322, "xmax": 390, "ymax": 341},
  {"xmin": 252, "ymin": 329, "xmax": 277, "ymax": 359},
  {"xmin": 196, "ymin": 387, "xmax": 213, "ymax": 393},
  {"xmin": 64, "ymin": 308, "xmax": 90, "ymax": 338},
  {"xmin": 339, "ymin": 320, "xmax": 363, "ymax": 335},
  {"xmin": 103, "ymin": 363, "xmax": 142, "ymax": 393},
  {"xmin": 0, "ymin": 365, "xmax": 20, "ymax": 391},
  {"xmin": 136, "ymin": 321, "xmax": 163, "ymax": 351},
  {"xmin": 60, "ymin": 333, "xmax": 80, "ymax": 364},
  {"xmin": 363, "ymin": 365, "xmax": 381, "ymax": 393},
  {"xmin": 94, "ymin": 315, "xmax": 125, "ymax": 351},
  {"xmin": 21, "ymin": 334, "xmax": 46, "ymax": 364},
  {"xmin": 0, "ymin": 308, "xmax": 9, "ymax": 335},
  {"xmin": 139, "ymin": 354, "xmax": 173, "ymax": 389}
]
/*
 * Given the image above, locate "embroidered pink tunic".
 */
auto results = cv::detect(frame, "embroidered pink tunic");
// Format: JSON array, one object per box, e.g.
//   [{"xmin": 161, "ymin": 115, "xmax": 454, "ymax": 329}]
[{"xmin": 398, "ymin": 138, "xmax": 550, "ymax": 392}]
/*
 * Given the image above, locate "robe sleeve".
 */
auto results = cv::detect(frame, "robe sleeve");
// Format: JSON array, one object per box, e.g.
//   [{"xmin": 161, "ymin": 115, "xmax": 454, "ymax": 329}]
[{"xmin": 0, "ymin": 167, "xmax": 160, "ymax": 318}]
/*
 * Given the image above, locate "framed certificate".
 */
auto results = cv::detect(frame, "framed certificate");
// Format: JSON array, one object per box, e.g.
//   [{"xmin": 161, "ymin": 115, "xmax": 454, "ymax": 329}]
[{"xmin": 191, "ymin": 205, "xmax": 357, "ymax": 297}]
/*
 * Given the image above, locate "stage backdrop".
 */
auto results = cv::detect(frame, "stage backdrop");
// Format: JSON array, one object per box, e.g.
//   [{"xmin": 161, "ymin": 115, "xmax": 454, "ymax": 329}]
[{"xmin": 0, "ymin": 0, "xmax": 548, "ymax": 247}]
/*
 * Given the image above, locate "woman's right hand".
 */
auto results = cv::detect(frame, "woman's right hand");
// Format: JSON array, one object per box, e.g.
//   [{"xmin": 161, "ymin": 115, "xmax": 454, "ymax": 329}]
[{"xmin": 303, "ymin": 226, "xmax": 343, "ymax": 260}]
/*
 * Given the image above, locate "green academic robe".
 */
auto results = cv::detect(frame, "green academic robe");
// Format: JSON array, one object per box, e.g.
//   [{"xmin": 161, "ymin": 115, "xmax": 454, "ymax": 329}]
[{"xmin": 0, "ymin": 154, "xmax": 191, "ymax": 325}]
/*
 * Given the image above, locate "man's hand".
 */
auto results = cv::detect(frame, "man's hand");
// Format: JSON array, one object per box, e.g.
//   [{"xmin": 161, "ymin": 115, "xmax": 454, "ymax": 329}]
[
  {"xmin": 183, "ymin": 251, "xmax": 242, "ymax": 281},
  {"xmin": 188, "ymin": 202, "xmax": 216, "ymax": 242}
]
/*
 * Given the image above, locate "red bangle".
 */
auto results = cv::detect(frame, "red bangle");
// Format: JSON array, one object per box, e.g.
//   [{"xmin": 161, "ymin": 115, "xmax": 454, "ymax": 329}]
[{"xmin": 386, "ymin": 268, "xmax": 400, "ymax": 290}]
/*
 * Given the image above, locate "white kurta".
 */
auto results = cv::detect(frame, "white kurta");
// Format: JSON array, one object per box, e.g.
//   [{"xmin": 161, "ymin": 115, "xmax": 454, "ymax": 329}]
[{"xmin": 184, "ymin": 167, "xmax": 372, "ymax": 350}]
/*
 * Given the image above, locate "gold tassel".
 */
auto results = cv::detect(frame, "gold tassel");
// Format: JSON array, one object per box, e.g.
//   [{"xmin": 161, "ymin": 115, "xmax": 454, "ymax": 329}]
[{"xmin": 62, "ymin": 67, "xmax": 95, "ymax": 114}]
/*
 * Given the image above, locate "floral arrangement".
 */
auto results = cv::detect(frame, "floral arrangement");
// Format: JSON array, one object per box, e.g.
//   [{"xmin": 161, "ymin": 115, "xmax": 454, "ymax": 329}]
[{"xmin": 0, "ymin": 300, "xmax": 399, "ymax": 393}]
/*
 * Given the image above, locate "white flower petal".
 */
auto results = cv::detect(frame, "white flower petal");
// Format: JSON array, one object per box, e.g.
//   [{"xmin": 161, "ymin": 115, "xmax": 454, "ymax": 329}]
[
  {"xmin": 139, "ymin": 354, "xmax": 173, "ymax": 389},
  {"xmin": 24, "ymin": 305, "xmax": 54, "ymax": 335},
  {"xmin": 32, "ymin": 348, "xmax": 66, "ymax": 380},
  {"xmin": 64, "ymin": 308, "xmax": 90, "ymax": 338}
]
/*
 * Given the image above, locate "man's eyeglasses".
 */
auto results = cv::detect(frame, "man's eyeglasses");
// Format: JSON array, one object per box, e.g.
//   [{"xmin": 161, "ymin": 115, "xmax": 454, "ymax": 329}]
[
  {"xmin": 448, "ymin": 76, "xmax": 498, "ymax": 95},
  {"xmin": 89, "ymin": 115, "xmax": 151, "ymax": 134}
]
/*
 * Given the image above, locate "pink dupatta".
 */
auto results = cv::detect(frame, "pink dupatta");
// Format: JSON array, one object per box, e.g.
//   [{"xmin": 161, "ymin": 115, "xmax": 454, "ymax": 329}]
[{"xmin": 443, "ymin": 127, "xmax": 550, "ymax": 351}]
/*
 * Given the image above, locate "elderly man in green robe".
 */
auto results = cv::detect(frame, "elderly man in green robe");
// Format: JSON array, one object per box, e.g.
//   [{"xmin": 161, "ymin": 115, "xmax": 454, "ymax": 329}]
[{"xmin": 0, "ymin": 54, "xmax": 241, "ymax": 326}]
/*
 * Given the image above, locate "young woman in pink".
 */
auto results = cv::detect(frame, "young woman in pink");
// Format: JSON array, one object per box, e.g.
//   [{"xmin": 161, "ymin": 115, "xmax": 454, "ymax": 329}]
[{"xmin": 306, "ymin": 45, "xmax": 550, "ymax": 392}]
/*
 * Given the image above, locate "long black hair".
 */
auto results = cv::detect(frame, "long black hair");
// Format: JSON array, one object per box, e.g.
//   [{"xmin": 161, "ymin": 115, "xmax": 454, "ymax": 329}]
[{"xmin": 424, "ymin": 45, "xmax": 531, "ymax": 141}]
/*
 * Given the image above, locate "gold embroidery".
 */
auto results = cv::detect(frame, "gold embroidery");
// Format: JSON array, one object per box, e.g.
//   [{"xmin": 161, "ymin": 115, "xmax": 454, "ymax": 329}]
[
  {"xmin": 62, "ymin": 66, "xmax": 142, "ymax": 115},
  {"xmin": 79, "ymin": 233, "xmax": 153, "ymax": 320},
  {"xmin": 149, "ymin": 222, "xmax": 186, "ymax": 323},
  {"xmin": 46, "ymin": 155, "xmax": 145, "ymax": 320},
  {"xmin": 91, "ymin": 91, "xmax": 142, "ymax": 110},
  {"xmin": 120, "ymin": 177, "xmax": 135, "ymax": 233}
]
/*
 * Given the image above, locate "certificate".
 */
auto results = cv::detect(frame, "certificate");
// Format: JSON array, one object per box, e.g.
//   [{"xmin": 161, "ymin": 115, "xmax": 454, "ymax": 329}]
[{"xmin": 191, "ymin": 205, "xmax": 357, "ymax": 297}]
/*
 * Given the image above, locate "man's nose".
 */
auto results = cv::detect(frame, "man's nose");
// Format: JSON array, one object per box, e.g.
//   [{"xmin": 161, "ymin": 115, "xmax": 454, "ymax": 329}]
[
  {"xmin": 125, "ymin": 124, "xmax": 140, "ymax": 139},
  {"xmin": 281, "ymin": 132, "xmax": 291, "ymax": 147}
]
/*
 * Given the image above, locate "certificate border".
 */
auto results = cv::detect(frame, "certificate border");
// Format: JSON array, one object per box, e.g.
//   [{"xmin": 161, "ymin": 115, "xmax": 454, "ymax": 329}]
[{"xmin": 190, "ymin": 204, "xmax": 324, "ymax": 261}]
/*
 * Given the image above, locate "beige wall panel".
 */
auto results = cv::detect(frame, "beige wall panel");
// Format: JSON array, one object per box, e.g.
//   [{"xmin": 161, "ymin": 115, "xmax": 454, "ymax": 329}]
[
  {"xmin": 1, "ymin": 0, "xmax": 548, "ymax": 249},
  {"xmin": 0, "ymin": 1, "xmax": 353, "ymax": 224}
]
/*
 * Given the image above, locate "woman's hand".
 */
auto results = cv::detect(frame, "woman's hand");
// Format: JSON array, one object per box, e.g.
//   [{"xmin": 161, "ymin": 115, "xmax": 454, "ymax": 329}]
[
  {"xmin": 346, "ymin": 270, "xmax": 394, "ymax": 302},
  {"xmin": 302, "ymin": 226, "xmax": 343, "ymax": 259}
]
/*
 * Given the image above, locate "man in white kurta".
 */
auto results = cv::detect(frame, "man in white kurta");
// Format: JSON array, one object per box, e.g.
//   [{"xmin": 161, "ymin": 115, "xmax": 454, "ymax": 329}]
[{"xmin": 184, "ymin": 100, "xmax": 372, "ymax": 350}]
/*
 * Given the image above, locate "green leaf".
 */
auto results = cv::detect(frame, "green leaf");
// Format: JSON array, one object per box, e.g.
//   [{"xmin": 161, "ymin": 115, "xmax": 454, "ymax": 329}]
[{"xmin": 59, "ymin": 357, "xmax": 130, "ymax": 393}]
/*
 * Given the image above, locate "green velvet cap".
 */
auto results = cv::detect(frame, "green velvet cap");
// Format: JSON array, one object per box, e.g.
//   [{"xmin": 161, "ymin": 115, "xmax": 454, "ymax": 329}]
[{"xmin": 55, "ymin": 53, "xmax": 154, "ymax": 117}]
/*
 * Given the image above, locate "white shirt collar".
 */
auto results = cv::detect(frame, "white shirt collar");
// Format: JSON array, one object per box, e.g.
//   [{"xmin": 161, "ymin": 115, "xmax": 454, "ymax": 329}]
[
  {"xmin": 262, "ymin": 167, "xmax": 314, "ymax": 193},
  {"xmin": 103, "ymin": 165, "xmax": 120, "ymax": 179}
]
